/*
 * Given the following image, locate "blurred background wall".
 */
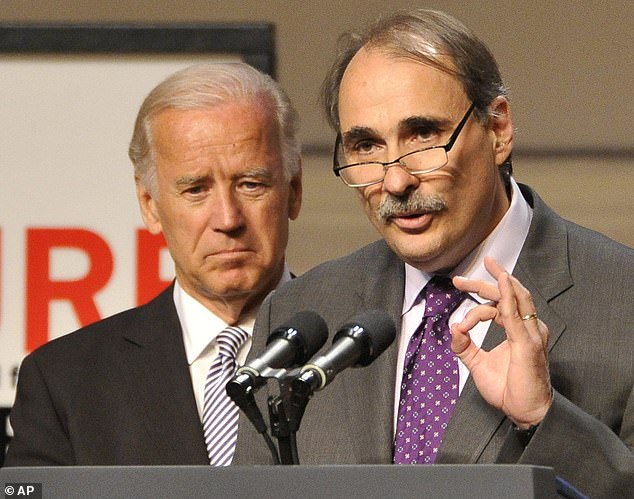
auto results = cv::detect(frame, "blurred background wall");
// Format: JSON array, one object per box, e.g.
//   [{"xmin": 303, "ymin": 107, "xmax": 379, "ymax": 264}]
[{"xmin": 2, "ymin": 0, "xmax": 632, "ymax": 273}]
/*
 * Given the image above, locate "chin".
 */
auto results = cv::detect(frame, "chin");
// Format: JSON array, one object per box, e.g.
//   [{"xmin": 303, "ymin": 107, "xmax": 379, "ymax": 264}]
[{"xmin": 390, "ymin": 238, "xmax": 447, "ymax": 270}]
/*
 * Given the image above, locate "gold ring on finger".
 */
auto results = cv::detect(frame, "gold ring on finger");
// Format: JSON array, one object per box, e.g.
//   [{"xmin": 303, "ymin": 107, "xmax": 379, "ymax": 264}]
[{"xmin": 521, "ymin": 313, "xmax": 538, "ymax": 322}]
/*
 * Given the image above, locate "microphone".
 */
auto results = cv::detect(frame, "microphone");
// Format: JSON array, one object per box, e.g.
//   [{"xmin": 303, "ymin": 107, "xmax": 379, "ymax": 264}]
[
  {"xmin": 291, "ymin": 309, "xmax": 396, "ymax": 397},
  {"xmin": 227, "ymin": 310, "xmax": 328, "ymax": 433},
  {"xmin": 235, "ymin": 309, "xmax": 328, "ymax": 382}
]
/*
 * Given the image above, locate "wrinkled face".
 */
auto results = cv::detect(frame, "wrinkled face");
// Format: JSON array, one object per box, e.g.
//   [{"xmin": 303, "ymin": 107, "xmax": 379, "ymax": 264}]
[
  {"xmin": 338, "ymin": 48, "xmax": 513, "ymax": 273},
  {"xmin": 137, "ymin": 97, "xmax": 301, "ymax": 319}
]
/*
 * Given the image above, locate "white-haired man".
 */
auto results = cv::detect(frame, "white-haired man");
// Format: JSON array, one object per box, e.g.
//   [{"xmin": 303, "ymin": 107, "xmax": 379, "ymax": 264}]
[{"xmin": 6, "ymin": 62, "xmax": 302, "ymax": 466}]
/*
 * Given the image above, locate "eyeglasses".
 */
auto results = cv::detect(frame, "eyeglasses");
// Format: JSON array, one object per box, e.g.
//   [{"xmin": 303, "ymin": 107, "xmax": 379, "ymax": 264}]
[{"xmin": 333, "ymin": 103, "xmax": 475, "ymax": 188}]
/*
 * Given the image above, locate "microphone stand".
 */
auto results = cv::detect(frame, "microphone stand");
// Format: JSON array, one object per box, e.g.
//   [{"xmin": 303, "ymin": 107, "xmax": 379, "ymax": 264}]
[
  {"xmin": 229, "ymin": 366, "xmax": 317, "ymax": 465},
  {"xmin": 229, "ymin": 366, "xmax": 313, "ymax": 465},
  {"xmin": 268, "ymin": 394, "xmax": 296, "ymax": 464},
  {"xmin": 227, "ymin": 370, "xmax": 283, "ymax": 465},
  {"xmin": 267, "ymin": 374, "xmax": 312, "ymax": 465}
]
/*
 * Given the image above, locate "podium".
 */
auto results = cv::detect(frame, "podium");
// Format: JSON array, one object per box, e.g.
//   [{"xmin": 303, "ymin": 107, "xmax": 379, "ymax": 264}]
[{"xmin": 1, "ymin": 464, "xmax": 559, "ymax": 498}]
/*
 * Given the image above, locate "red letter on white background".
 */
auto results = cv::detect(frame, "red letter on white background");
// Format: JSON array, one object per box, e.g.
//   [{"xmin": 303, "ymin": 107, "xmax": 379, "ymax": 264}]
[
  {"xmin": 136, "ymin": 229, "xmax": 170, "ymax": 306},
  {"xmin": 25, "ymin": 228, "xmax": 113, "ymax": 351}
]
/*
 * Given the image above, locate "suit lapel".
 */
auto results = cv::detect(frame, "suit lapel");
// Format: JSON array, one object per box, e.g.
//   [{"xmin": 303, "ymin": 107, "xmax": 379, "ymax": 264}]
[
  {"xmin": 235, "ymin": 241, "xmax": 406, "ymax": 464},
  {"xmin": 513, "ymin": 184, "xmax": 571, "ymax": 351},
  {"xmin": 119, "ymin": 285, "xmax": 209, "ymax": 464},
  {"xmin": 438, "ymin": 185, "xmax": 571, "ymax": 463},
  {"xmin": 344, "ymin": 244, "xmax": 405, "ymax": 462}
]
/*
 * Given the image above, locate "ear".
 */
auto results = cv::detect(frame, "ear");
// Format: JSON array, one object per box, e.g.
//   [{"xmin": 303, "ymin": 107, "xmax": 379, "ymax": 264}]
[
  {"xmin": 287, "ymin": 160, "xmax": 303, "ymax": 221},
  {"xmin": 487, "ymin": 96, "xmax": 514, "ymax": 166},
  {"xmin": 135, "ymin": 178, "xmax": 163, "ymax": 235}
]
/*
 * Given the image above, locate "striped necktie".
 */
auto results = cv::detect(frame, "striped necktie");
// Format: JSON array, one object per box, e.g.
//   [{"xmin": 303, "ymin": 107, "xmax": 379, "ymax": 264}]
[{"xmin": 202, "ymin": 326, "xmax": 249, "ymax": 466}]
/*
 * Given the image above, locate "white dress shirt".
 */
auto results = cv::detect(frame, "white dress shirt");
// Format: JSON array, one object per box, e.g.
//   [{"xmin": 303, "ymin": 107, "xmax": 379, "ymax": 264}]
[
  {"xmin": 394, "ymin": 179, "xmax": 533, "ymax": 424},
  {"xmin": 174, "ymin": 264, "xmax": 292, "ymax": 420}
]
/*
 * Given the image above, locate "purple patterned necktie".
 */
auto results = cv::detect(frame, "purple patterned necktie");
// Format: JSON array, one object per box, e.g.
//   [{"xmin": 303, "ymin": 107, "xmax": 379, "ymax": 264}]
[{"xmin": 393, "ymin": 276, "xmax": 467, "ymax": 464}]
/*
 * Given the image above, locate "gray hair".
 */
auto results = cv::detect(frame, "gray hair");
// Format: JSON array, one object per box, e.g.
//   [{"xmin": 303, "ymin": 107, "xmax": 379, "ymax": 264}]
[
  {"xmin": 129, "ymin": 62, "xmax": 301, "ymax": 194},
  {"xmin": 321, "ymin": 8, "xmax": 511, "ymax": 180}
]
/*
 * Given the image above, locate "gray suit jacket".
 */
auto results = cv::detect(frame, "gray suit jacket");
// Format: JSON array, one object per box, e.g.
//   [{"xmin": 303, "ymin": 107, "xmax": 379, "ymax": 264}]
[{"xmin": 235, "ymin": 185, "xmax": 634, "ymax": 499}]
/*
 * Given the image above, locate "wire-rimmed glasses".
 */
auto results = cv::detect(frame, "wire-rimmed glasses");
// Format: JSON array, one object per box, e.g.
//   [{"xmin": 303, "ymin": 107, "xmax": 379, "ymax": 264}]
[{"xmin": 333, "ymin": 103, "xmax": 475, "ymax": 188}]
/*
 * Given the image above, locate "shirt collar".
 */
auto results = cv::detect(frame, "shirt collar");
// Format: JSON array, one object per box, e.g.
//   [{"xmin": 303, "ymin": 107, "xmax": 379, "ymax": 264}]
[
  {"xmin": 176, "ymin": 263, "xmax": 292, "ymax": 365},
  {"xmin": 403, "ymin": 178, "xmax": 533, "ymax": 313}
]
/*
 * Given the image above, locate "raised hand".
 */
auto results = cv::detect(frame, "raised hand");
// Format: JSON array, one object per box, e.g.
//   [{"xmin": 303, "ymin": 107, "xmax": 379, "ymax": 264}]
[{"xmin": 451, "ymin": 256, "xmax": 553, "ymax": 428}]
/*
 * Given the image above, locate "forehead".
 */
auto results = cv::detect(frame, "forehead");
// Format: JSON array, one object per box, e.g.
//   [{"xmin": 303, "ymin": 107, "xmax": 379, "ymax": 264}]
[
  {"xmin": 338, "ymin": 48, "xmax": 468, "ymax": 132},
  {"xmin": 151, "ymin": 97, "xmax": 281, "ymax": 162},
  {"xmin": 153, "ymin": 97, "xmax": 276, "ymax": 141}
]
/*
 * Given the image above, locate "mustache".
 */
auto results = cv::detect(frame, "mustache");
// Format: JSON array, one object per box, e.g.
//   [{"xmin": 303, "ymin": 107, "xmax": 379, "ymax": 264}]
[{"xmin": 376, "ymin": 192, "xmax": 447, "ymax": 223}]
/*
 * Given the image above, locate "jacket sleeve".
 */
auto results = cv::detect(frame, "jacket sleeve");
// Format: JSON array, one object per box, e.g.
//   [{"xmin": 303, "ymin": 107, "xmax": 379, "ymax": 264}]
[
  {"xmin": 4, "ymin": 353, "xmax": 75, "ymax": 466},
  {"xmin": 518, "ymin": 389, "xmax": 634, "ymax": 499}
]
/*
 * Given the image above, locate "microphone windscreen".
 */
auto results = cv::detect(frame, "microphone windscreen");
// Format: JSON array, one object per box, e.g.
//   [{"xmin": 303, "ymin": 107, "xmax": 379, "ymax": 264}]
[
  {"xmin": 339, "ymin": 309, "xmax": 396, "ymax": 366},
  {"xmin": 267, "ymin": 310, "xmax": 329, "ymax": 364}
]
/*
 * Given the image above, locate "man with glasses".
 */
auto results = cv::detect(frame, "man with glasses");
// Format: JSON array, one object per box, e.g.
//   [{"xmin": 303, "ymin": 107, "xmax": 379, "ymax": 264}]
[{"xmin": 240, "ymin": 9, "xmax": 634, "ymax": 498}]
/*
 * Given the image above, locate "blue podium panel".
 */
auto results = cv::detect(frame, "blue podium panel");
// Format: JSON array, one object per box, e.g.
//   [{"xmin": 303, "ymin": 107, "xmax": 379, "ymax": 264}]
[{"xmin": 1, "ymin": 464, "xmax": 558, "ymax": 499}]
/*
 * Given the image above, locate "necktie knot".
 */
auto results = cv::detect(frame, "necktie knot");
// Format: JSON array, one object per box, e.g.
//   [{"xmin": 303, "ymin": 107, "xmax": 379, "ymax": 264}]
[
  {"xmin": 216, "ymin": 326, "xmax": 249, "ymax": 360},
  {"xmin": 423, "ymin": 276, "xmax": 466, "ymax": 320}
]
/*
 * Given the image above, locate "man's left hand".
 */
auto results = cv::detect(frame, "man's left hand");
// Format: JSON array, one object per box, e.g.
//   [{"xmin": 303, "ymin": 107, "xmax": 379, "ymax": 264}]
[{"xmin": 451, "ymin": 256, "xmax": 553, "ymax": 428}]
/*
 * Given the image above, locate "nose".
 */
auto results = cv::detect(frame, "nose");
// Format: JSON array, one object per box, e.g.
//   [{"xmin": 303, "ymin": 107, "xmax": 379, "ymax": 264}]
[
  {"xmin": 211, "ymin": 189, "xmax": 245, "ymax": 233},
  {"xmin": 381, "ymin": 161, "xmax": 420, "ymax": 197}
]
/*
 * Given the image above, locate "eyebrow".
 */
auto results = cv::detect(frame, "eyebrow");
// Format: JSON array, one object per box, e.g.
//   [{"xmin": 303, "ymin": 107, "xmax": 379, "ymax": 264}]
[
  {"xmin": 174, "ymin": 167, "xmax": 274, "ymax": 187},
  {"xmin": 175, "ymin": 174, "xmax": 209, "ymax": 187},
  {"xmin": 399, "ymin": 115, "xmax": 449, "ymax": 134},
  {"xmin": 341, "ymin": 126, "xmax": 379, "ymax": 147},
  {"xmin": 341, "ymin": 115, "xmax": 453, "ymax": 144},
  {"xmin": 242, "ymin": 166, "xmax": 273, "ymax": 178}
]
